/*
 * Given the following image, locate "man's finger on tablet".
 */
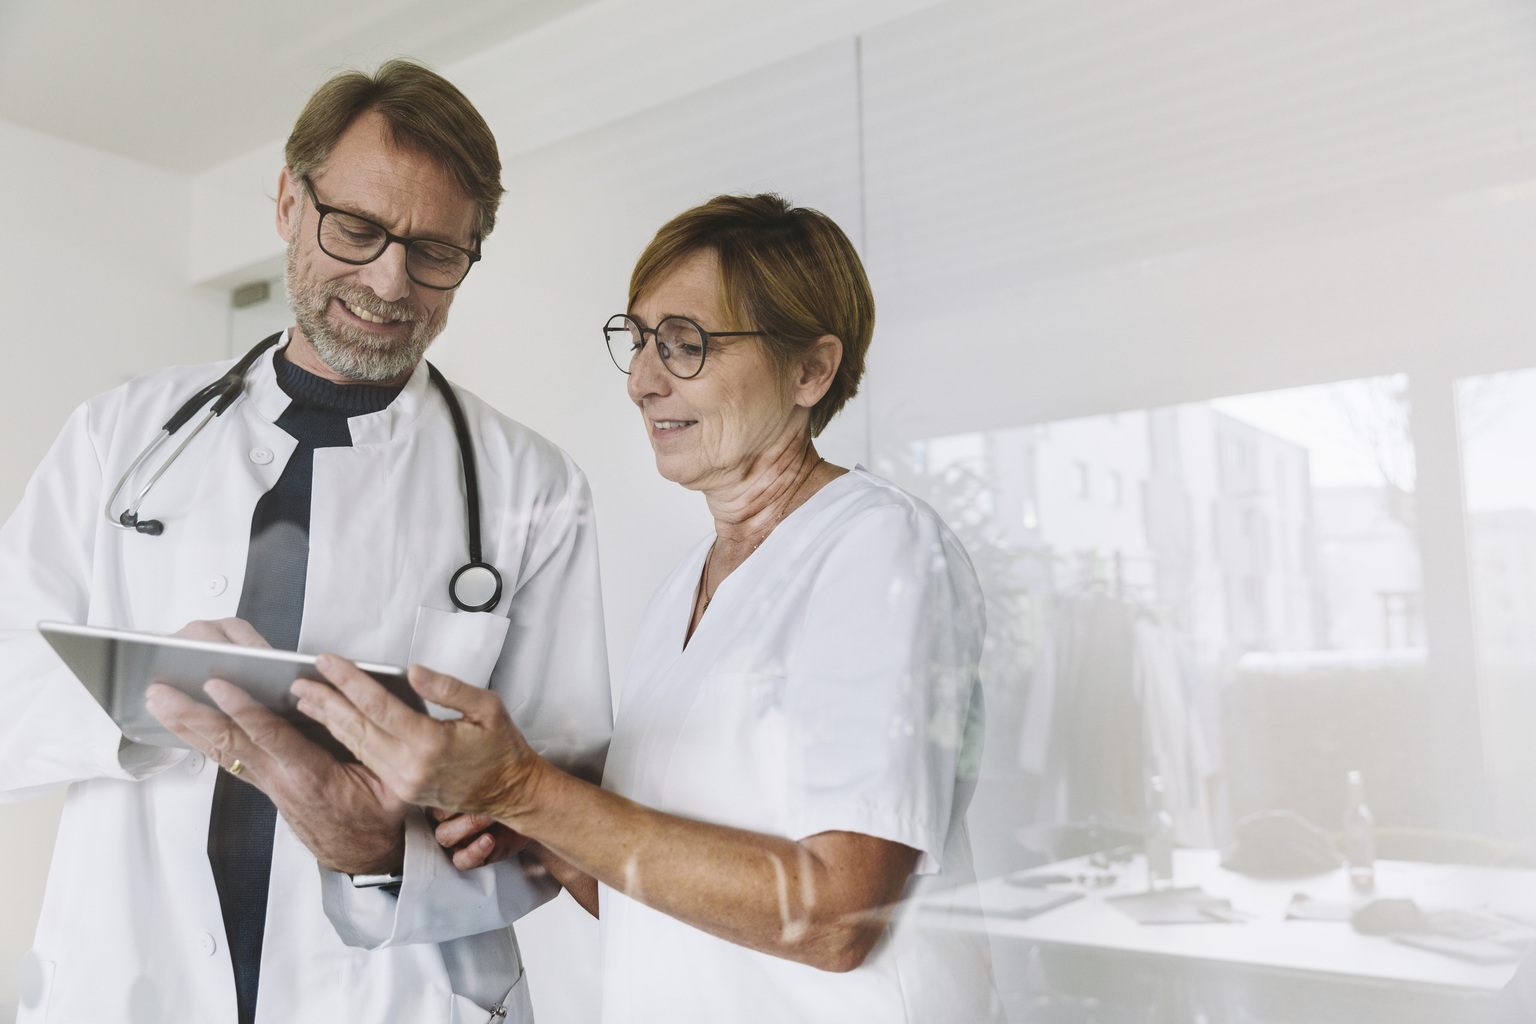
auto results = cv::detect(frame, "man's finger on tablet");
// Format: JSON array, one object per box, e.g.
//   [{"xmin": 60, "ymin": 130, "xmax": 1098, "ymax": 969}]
[
  {"xmin": 170, "ymin": 617, "xmax": 271, "ymax": 649},
  {"xmin": 203, "ymin": 678, "xmax": 318, "ymax": 764},
  {"xmin": 144, "ymin": 685, "xmax": 213, "ymax": 748},
  {"xmin": 145, "ymin": 683, "xmax": 228, "ymax": 741},
  {"xmin": 146, "ymin": 684, "xmax": 262, "ymax": 780},
  {"xmin": 210, "ymin": 618, "xmax": 271, "ymax": 649}
]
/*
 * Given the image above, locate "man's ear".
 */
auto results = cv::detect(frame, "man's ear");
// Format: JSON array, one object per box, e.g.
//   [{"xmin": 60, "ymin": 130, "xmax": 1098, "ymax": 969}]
[
  {"xmin": 275, "ymin": 166, "xmax": 302, "ymax": 244},
  {"xmin": 795, "ymin": 334, "xmax": 843, "ymax": 410}
]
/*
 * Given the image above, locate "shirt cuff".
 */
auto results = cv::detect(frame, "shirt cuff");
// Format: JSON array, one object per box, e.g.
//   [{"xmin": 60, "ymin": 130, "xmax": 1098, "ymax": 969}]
[{"xmin": 320, "ymin": 809, "xmax": 560, "ymax": 949}]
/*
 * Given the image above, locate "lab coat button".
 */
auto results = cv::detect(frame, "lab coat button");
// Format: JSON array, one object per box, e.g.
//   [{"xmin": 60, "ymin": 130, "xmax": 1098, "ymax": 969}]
[
  {"xmin": 249, "ymin": 447, "xmax": 274, "ymax": 465},
  {"xmin": 198, "ymin": 932, "xmax": 217, "ymax": 956},
  {"xmin": 206, "ymin": 575, "xmax": 227, "ymax": 597},
  {"xmin": 184, "ymin": 751, "xmax": 206, "ymax": 775}
]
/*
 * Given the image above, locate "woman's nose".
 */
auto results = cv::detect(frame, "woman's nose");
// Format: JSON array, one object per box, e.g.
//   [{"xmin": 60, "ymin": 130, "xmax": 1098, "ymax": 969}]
[{"xmin": 627, "ymin": 338, "xmax": 671, "ymax": 399}]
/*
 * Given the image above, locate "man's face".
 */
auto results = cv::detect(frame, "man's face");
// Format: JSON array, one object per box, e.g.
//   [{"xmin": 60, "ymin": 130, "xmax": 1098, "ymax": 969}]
[{"xmin": 276, "ymin": 109, "xmax": 479, "ymax": 382}]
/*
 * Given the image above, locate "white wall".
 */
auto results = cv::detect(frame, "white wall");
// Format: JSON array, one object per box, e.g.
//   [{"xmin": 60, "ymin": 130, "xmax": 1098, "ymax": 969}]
[
  {"xmin": 0, "ymin": 120, "xmax": 228, "ymax": 511},
  {"xmin": 0, "ymin": 119, "xmax": 227, "ymax": 1023}
]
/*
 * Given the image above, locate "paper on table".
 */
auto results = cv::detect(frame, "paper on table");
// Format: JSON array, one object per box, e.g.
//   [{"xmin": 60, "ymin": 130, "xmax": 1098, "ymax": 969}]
[
  {"xmin": 1286, "ymin": 893, "xmax": 1360, "ymax": 922},
  {"xmin": 1108, "ymin": 887, "xmax": 1240, "ymax": 924}
]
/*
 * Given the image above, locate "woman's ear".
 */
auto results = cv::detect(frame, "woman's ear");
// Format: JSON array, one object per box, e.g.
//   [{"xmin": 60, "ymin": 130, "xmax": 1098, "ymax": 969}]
[{"xmin": 794, "ymin": 334, "xmax": 843, "ymax": 409}]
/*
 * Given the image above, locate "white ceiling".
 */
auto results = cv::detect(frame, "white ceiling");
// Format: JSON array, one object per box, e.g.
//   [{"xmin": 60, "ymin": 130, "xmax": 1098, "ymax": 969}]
[{"xmin": 0, "ymin": 0, "xmax": 597, "ymax": 173}]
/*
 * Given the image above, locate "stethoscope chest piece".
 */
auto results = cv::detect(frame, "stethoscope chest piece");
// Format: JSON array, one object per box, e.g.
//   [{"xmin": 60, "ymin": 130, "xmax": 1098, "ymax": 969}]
[{"xmin": 450, "ymin": 561, "xmax": 503, "ymax": 613}]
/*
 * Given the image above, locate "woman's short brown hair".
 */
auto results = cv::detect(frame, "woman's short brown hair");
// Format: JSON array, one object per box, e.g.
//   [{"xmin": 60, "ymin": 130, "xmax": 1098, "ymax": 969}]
[
  {"xmin": 285, "ymin": 59, "xmax": 504, "ymax": 241},
  {"xmin": 629, "ymin": 194, "xmax": 874, "ymax": 437}
]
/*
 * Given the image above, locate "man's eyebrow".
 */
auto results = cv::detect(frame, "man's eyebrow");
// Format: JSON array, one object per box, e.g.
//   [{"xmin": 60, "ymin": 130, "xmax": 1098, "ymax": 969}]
[{"xmin": 310, "ymin": 182, "xmax": 474, "ymax": 248}]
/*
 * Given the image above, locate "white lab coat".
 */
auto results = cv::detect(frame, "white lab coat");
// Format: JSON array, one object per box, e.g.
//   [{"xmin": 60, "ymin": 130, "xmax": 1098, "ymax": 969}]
[
  {"xmin": 598, "ymin": 468, "xmax": 1001, "ymax": 1023},
  {"xmin": 0, "ymin": 335, "xmax": 612, "ymax": 1024}
]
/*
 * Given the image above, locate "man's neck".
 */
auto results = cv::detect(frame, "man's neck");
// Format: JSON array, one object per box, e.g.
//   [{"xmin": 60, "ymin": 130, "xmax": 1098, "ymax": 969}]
[{"xmin": 283, "ymin": 328, "xmax": 416, "ymax": 387}]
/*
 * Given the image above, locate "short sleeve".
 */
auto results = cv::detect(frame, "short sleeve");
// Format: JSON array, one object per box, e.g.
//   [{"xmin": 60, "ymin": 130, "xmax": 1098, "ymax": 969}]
[{"xmin": 782, "ymin": 502, "xmax": 985, "ymax": 874}]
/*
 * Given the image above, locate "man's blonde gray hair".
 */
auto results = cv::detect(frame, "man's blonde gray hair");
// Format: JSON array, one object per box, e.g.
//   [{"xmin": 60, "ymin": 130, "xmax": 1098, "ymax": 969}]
[{"xmin": 285, "ymin": 59, "xmax": 504, "ymax": 241}]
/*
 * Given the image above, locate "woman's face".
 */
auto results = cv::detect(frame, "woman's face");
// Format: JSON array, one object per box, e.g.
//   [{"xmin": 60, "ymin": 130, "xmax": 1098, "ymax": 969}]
[{"xmin": 627, "ymin": 249, "xmax": 805, "ymax": 493}]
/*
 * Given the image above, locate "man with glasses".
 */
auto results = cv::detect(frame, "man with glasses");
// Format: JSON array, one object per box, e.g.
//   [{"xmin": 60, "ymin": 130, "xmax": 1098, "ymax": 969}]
[{"xmin": 0, "ymin": 61, "xmax": 611, "ymax": 1024}]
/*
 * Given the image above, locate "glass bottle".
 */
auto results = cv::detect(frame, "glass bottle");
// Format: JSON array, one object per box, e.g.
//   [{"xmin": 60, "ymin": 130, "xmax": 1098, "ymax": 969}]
[
  {"xmin": 1343, "ymin": 770, "xmax": 1375, "ymax": 892},
  {"xmin": 1146, "ymin": 775, "xmax": 1175, "ymax": 891}
]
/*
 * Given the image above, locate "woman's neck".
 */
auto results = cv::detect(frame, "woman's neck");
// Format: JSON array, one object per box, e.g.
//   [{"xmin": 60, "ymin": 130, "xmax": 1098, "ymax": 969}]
[{"xmin": 703, "ymin": 437, "xmax": 830, "ymax": 549}]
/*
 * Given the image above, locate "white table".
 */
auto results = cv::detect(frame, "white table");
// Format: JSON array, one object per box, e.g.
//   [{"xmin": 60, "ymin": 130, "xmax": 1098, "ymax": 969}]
[{"xmin": 921, "ymin": 849, "xmax": 1534, "ymax": 1005}]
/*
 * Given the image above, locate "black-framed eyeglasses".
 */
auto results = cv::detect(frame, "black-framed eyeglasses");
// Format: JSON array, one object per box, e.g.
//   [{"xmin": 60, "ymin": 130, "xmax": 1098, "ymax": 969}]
[
  {"xmin": 301, "ymin": 176, "xmax": 481, "ymax": 290},
  {"xmin": 603, "ymin": 314, "xmax": 766, "ymax": 379}
]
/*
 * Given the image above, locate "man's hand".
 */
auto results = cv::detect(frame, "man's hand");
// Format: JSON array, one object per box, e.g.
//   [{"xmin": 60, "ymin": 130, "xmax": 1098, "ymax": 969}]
[
  {"xmin": 146, "ymin": 621, "xmax": 410, "ymax": 875},
  {"xmin": 429, "ymin": 808, "xmax": 530, "ymax": 870},
  {"xmin": 173, "ymin": 617, "xmax": 272, "ymax": 649}
]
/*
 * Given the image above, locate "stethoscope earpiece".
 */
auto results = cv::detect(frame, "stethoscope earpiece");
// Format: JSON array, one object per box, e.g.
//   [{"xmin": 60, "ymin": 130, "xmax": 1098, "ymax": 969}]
[{"xmin": 118, "ymin": 511, "xmax": 165, "ymax": 536}]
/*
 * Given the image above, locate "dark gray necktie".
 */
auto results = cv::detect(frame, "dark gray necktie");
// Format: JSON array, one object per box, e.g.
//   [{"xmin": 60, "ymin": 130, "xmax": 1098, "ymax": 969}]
[{"xmin": 206, "ymin": 353, "xmax": 401, "ymax": 1024}]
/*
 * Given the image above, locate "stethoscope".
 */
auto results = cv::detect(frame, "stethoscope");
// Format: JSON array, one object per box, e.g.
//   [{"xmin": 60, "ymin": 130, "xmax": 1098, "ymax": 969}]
[{"xmin": 104, "ymin": 332, "xmax": 505, "ymax": 613}]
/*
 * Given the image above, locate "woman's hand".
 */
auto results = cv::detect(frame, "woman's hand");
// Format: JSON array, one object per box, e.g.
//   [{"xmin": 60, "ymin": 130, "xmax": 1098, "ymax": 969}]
[
  {"xmin": 430, "ymin": 808, "xmax": 532, "ymax": 870},
  {"xmin": 292, "ymin": 656, "xmax": 546, "ymax": 821}
]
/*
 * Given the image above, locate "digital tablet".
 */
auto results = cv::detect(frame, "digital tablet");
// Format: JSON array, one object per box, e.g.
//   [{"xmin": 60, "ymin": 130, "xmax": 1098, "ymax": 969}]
[{"xmin": 38, "ymin": 620, "xmax": 417, "ymax": 752}]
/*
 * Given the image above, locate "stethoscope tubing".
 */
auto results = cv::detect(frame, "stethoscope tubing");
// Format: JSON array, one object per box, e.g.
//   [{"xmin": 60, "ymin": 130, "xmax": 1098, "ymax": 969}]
[
  {"xmin": 103, "ymin": 427, "xmax": 172, "ymax": 530},
  {"xmin": 104, "ymin": 408, "xmax": 220, "ymax": 532},
  {"xmin": 101, "ymin": 333, "xmax": 502, "ymax": 613},
  {"xmin": 105, "ymin": 333, "xmax": 284, "ymax": 536},
  {"xmin": 429, "ymin": 364, "xmax": 504, "ymax": 613}
]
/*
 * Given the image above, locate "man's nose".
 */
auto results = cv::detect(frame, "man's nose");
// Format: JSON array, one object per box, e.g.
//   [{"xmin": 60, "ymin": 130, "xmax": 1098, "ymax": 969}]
[{"xmin": 354, "ymin": 241, "xmax": 412, "ymax": 303}]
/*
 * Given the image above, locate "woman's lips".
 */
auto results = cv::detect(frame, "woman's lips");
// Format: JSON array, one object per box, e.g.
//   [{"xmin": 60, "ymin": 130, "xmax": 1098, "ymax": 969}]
[{"xmin": 650, "ymin": 418, "xmax": 697, "ymax": 438}]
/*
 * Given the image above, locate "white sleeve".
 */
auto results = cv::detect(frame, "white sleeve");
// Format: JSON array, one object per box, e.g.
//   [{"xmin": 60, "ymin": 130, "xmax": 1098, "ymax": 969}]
[
  {"xmin": 0, "ymin": 398, "xmax": 178, "ymax": 803},
  {"xmin": 782, "ymin": 504, "xmax": 986, "ymax": 875},
  {"xmin": 320, "ymin": 810, "xmax": 561, "ymax": 949},
  {"xmin": 321, "ymin": 459, "xmax": 612, "ymax": 947}
]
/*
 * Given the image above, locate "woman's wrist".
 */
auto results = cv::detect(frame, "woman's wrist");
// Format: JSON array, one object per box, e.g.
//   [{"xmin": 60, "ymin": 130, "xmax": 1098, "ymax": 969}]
[{"xmin": 488, "ymin": 750, "xmax": 553, "ymax": 831}]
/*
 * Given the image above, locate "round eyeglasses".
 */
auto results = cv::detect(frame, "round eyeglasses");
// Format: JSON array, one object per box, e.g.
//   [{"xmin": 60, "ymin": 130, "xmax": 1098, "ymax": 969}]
[
  {"xmin": 603, "ymin": 314, "xmax": 766, "ymax": 379},
  {"xmin": 302, "ymin": 176, "xmax": 481, "ymax": 290}
]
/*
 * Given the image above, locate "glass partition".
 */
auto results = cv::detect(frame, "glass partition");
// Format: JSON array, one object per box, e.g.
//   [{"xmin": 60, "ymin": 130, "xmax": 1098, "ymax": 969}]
[
  {"xmin": 873, "ymin": 374, "xmax": 1529, "ymax": 1021},
  {"xmin": 1459, "ymin": 367, "xmax": 1536, "ymax": 846}
]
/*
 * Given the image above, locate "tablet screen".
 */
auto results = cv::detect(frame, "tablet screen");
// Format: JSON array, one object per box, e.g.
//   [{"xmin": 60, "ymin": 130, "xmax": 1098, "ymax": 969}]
[{"xmin": 39, "ymin": 621, "xmax": 418, "ymax": 753}]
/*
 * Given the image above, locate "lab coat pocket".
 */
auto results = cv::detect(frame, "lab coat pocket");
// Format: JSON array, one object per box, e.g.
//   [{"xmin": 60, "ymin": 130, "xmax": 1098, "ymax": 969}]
[{"xmin": 408, "ymin": 606, "xmax": 511, "ymax": 719}]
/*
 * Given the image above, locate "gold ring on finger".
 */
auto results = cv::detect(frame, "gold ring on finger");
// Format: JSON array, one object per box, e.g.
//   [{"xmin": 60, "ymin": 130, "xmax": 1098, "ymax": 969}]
[{"xmin": 227, "ymin": 759, "xmax": 244, "ymax": 776}]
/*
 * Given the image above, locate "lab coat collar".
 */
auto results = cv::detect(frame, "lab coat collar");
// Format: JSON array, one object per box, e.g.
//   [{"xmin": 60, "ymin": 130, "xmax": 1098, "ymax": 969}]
[{"xmin": 243, "ymin": 328, "xmax": 434, "ymax": 446}]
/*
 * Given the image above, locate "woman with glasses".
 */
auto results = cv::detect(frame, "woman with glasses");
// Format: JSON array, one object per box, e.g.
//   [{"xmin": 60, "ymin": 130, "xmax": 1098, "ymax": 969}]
[{"xmin": 296, "ymin": 194, "xmax": 1000, "ymax": 1023}]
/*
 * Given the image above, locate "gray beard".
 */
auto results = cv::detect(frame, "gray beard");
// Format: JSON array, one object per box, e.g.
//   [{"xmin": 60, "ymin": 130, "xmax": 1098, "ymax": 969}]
[{"xmin": 284, "ymin": 238, "xmax": 447, "ymax": 382}]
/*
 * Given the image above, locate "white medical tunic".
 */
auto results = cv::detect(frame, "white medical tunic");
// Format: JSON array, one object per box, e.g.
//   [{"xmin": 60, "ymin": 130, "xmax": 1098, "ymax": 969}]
[
  {"xmin": 0, "ymin": 336, "xmax": 612, "ymax": 1024},
  {"xmin": 599, "ymin": 468, "xmax": 1000, "ymax": 1024}
]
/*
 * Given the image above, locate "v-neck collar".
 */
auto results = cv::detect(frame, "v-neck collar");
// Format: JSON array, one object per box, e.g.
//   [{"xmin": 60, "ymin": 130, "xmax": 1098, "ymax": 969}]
[{"xmin": 677, "ymin": 466, "xmax": 865, "ymax": 655}]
